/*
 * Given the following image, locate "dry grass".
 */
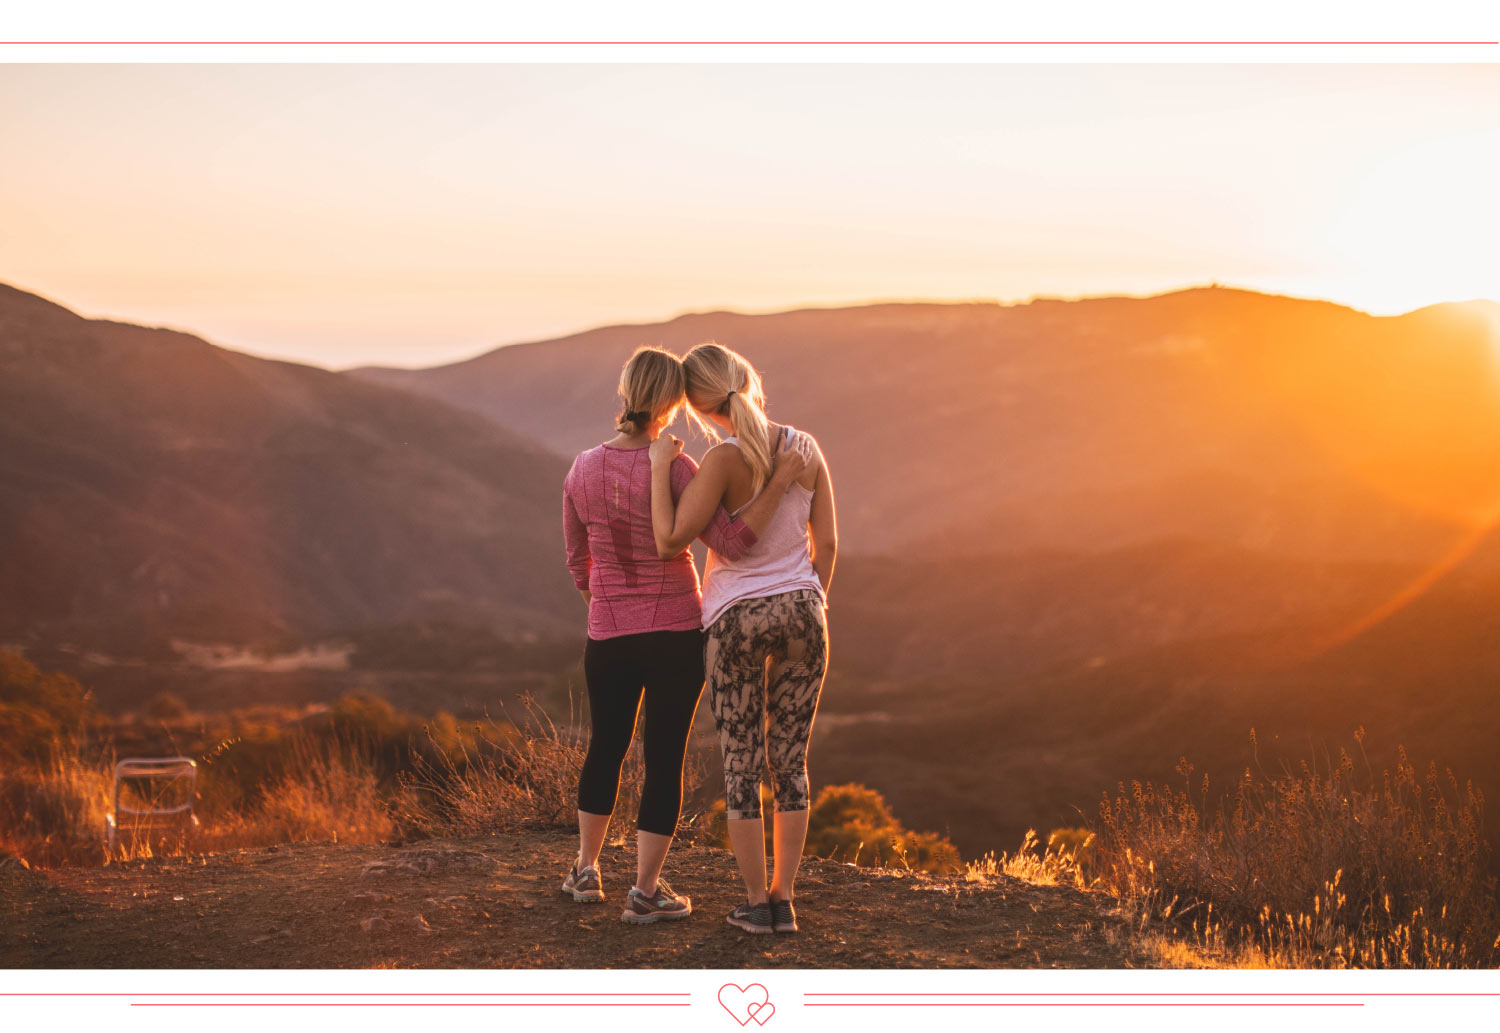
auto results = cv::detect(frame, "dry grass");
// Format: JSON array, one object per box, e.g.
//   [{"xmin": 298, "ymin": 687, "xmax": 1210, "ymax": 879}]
[
  {"xmin": 1, "ymin": 735, "xmax": 402, "ymax": 866},
  {"xmin": 1, "ymin": 679, "xmax": 715, "ymax": 868},
  {"xmin": 1090, "ymin": 730, "xmax": 1500, "ymax": 968},
  {"xmin": 0, "ymin": 746, "xmax": 115, "ymax": 867},
  {"xmin": 193, "ymin": 742, "xmax": 396, "ymax": 852},
  {"xmin": 966, "ymin": 828, "xmax": 1091, "ymax": 888},
  {"xmin": 394, "ymin": 694, "xmax": 707, "ymax": 847}
]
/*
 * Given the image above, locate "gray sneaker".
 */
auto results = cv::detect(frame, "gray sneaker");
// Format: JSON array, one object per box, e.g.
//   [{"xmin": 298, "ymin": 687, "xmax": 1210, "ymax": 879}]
[
  {"xmin": 620, "ymin": 880, "xmax": 692, "ymax": 924},
  {"xmin": 562, "ymin": 860, "xmax": 604, "ymax": 902},
  {"xmin": 726, "ymin": 900, "xmax": 774, "ymax": 935},
  {"xmin": 770, "ymin": 896, "xmax": 798, "ymax": 933}
]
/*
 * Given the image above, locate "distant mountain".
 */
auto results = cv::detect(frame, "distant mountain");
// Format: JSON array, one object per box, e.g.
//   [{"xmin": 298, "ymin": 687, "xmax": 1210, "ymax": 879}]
[
  {"xmin": 0, "ymin": 283, "xmax": 578, "ymax": 655},
  {"xmin": 349, "ymin": 289, "xmax": 1500, "ymax": 566}
]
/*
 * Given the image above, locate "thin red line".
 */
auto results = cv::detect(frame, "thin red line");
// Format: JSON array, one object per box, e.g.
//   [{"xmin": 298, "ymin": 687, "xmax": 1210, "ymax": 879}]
[
  {"xmin": 806, "ymin": 1003, "xmax": 1365, "ymax": 1008},
  {"xmin": 804, "ymin": 992, "xmax": 1500, "ymax": 997},
  {"xmin": 131, "ymin": 1003, "xmax": 691, "ymax": 1008},
  {"xmin": 0, "ymin": 40, "xmax": 1495, "ymax": 45},
  {"xmin": 4, "ymin": 993, "xmax": 689, "ymax": 997}
]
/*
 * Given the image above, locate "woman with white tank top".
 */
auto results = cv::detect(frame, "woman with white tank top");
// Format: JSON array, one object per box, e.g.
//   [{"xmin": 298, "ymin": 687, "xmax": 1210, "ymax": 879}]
[{"xmin": 648, "ymin": 342, "xmax": 838, "ymax": 936}]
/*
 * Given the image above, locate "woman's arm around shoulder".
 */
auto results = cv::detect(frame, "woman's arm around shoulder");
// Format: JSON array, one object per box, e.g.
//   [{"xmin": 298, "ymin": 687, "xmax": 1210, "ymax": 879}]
[
  {"xmin": 651, "ymin": 437, "xmax": 735, "ymax": 559},
  {"xmin": 674, "ymin": 452, "xmax": 761, "ymax": 560},
  {"xmin": 652, "ymin": 438, "xmax": 808, "ymax": 560}
]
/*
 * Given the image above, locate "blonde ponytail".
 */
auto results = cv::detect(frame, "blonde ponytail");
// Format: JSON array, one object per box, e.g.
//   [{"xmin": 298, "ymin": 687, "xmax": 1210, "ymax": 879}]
[
  {"xmin": 682, "ymin": 342, "xmax": 775, "ymax": 496},
  {"xmin": 616, "ymin": 345, "xmax": 685, "ymax": 434}
]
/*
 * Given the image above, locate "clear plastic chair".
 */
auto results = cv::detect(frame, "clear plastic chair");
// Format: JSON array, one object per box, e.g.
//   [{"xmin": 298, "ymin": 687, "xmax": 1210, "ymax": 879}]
[{"xmin": 105, "ymin": 757, "xmax": 199, "ymax": 853}]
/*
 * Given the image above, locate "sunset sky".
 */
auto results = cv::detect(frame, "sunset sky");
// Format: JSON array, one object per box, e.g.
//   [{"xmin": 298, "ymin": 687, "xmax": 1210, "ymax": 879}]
[{"xmin": 1, "ymin": 62, "xmax": 1496, "ymax": 369}]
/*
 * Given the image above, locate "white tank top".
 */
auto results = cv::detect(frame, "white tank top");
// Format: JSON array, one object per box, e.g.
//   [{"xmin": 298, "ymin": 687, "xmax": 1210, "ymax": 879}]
[{"xmin": 700, "ymin": 425, "xmax": 825, "ymax": 629}]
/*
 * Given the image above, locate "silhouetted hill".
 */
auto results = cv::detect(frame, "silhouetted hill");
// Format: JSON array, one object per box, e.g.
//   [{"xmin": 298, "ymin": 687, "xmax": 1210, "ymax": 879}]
[
  {"xmin": 350, "ymin": 288, "xmax": 1500, "ymax": 564},
  {"xmin": 0, "ymin": 283, "xmax": 578, "ymax": 654}
]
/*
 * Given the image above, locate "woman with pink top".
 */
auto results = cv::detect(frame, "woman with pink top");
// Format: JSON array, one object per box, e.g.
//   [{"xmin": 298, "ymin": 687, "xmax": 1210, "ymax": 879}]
[
  {"xmin": 648, "ymin": 342, "xmax": 838, "ymax": 936},
  {"xmin": 560, "ymin": 345, "xmax": 805, "ymax": 925}
]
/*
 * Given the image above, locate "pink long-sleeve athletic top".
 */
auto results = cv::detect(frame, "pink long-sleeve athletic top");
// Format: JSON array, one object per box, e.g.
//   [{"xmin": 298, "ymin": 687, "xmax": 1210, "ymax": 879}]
[{"xmin": 563, "ymin": 443, "xmax": 758, "ymax": 640}]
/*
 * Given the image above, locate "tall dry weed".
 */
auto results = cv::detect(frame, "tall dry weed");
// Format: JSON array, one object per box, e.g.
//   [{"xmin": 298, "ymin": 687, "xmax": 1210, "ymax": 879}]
[{"xmin": 1092, "ymin": 730, "xmax": 1500, "ymax": 967}]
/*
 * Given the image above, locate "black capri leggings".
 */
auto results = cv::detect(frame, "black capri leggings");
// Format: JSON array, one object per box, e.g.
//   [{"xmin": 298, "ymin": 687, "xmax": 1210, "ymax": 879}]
[{"xmin": 577, "ymin": 628, "xmax": 705, "ymax": 837}]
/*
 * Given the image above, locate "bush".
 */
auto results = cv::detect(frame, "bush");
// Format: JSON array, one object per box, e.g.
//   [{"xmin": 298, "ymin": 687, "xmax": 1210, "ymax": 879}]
[
  {"xmin": 0, "ymin": 649, "xmax": 95, "ymax": 762},
  {"xmin": 144, "ymin": 692, "xmax": 189, "ymax": 722},
  {"xmin": 702, "ymin": 782, "xmax": 963, "ymax": 874}
]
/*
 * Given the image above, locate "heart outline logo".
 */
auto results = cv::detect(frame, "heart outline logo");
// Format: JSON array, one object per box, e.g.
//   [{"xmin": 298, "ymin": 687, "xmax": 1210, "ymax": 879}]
[{"xmin": 718, "ymin": 983, "xmax": 774, "ymax": 1026}]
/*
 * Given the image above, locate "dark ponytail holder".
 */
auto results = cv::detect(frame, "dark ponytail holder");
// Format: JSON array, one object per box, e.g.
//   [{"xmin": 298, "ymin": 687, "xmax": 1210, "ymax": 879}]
[
  {"xmin": 718, "ymin": 389, "xmax": 737, "ymax": 416},
  {"xmin": 623, "ymin": 408, "xmax": 649, "ymax": 426}
]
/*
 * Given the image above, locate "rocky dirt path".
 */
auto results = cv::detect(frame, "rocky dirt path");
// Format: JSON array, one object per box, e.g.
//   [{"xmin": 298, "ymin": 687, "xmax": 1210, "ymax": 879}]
[{"xmin": 1, "ymin": 830, "xmax": 1152, "ymax": 968}]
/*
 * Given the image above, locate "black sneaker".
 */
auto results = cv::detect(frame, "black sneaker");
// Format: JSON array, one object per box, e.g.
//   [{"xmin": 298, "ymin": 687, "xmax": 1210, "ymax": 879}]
[
  {"xmin": 621, "ymin": 880, "xmax": 692, "ymax": 924},
  {"xmin": 769, "ymin": 896, "xmax": 798, "ymax": 933},
  {"xmin": 561, "ymin": 860, "xmax": 604, "ymax": 902},
  {"xmin": 726, "ymin": 901, "xmax": 774, "ymax": 935}
]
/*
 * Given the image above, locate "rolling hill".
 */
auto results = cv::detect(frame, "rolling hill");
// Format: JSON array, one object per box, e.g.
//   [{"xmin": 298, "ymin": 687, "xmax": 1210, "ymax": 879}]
[
  {"xmin": 0, "ymin": 282, "xmax": 578, "ymax": 656},
  {"xmin": 350, "ymin": 289, "xmax": 1500, "ymax": 565}
]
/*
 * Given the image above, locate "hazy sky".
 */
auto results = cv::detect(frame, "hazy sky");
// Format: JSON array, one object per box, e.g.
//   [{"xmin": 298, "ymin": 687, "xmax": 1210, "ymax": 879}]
[{"xmin": 1, "ymin": 63, "xmax": 1496, "ymax": 369}]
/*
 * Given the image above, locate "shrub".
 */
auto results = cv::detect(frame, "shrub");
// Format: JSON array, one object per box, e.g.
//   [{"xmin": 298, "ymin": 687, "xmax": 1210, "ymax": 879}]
[
  {"xmin": 702, "ymin": 781, "xmax": 963, "ymax": 874},
  {"xmin": 0, "ymin": 649, "xmax": 95, "ymax": 762},
  {"xmin": 144, "ymin": 692, "xmax": 189, "ymax": 722}
]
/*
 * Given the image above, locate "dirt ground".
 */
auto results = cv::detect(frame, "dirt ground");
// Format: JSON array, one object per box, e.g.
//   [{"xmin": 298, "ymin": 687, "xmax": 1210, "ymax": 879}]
[{"xmin": 1, "ymin": 830, "xmax": 1153, "ymax": 968}]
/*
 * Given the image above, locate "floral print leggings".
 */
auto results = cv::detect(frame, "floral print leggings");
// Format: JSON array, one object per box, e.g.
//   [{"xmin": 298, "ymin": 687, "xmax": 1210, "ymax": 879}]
[{"xmin": 705, "ymin": 589, "xmax": 829, "ymax": 820}]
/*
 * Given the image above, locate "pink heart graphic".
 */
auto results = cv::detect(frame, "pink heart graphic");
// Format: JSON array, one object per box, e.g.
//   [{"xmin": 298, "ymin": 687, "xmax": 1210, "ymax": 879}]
[{"xmin": 718, "ymin": 983, "xmax": 774, "ymax": 1026}]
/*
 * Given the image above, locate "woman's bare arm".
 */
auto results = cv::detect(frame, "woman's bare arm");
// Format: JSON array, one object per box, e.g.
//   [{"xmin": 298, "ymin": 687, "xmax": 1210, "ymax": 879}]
[
  {"xmin": 650, "ymin": 437, "xmax": 805, "ymax": 559},
  {"xmin": 808, "ymin": 444, "xmax": 838, "ymax": 597}
]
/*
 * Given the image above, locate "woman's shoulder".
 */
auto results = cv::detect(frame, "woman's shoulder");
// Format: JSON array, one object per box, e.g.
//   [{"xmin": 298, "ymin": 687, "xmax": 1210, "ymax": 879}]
[
  {"xmin": 782, "ymin": 425, "xmax": 823, "ymax": 465},
  {"xmin": 566, "ymin": 443, "xmax": 608, "ymax": 479},
  {"xmin": 701, "ymin": 440, "xmax": 743, "ymax": 466}
]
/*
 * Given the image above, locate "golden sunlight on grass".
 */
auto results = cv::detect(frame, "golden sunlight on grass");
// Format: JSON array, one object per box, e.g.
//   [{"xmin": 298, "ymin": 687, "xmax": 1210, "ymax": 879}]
[{"xmin": 1089, "ymin": 729, "xmax": 1499, "ymax": 968}]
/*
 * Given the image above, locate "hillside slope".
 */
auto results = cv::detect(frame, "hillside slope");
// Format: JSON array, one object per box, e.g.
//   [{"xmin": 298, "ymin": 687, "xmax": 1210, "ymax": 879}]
[
  {"xmin": 351, "ymin": 289, "xmax": 1500, "ymax": 563},
  {"xmin": 0, "ymin": 283, "xmax": 578, "ymax": 652}
]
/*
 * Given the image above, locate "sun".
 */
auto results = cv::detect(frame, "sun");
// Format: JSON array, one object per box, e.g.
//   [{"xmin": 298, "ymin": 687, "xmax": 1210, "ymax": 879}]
[{"xmin": 1320, "ymin": 128, "xmax": 1500, "ymax": 316}]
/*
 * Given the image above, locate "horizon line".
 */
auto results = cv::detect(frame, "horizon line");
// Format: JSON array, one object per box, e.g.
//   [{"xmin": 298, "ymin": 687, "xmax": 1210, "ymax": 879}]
[
  {"xmin": 339, "ymin": 283, "xmax": 1499, "ymax": 374},
  {"xmin": 6, "ymin": 277, "xmax": 1495, "ymax": 375}
]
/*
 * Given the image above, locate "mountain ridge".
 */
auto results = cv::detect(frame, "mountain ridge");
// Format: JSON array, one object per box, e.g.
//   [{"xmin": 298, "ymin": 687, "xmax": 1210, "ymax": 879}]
[
  {"xmin": 0, "ymin": 281, "xmax": 577, "ymax": 654},
  {"xmin": 348, "ymin": 285, "xmax": 1500, "ymax": 562}
]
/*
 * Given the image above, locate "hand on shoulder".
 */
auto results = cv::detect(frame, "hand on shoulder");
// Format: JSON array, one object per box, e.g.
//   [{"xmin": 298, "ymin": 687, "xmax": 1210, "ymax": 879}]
[
  {"xmin": 771, "ymin": 434, "xmax": 809, "ymax": 487},
  {"xmin": 788, "ymin": 428, "xmax": 818, "ymax": 465},
  {"xmin": 649, "ymin": 434, "xmax": 684, "ymax": 465}
]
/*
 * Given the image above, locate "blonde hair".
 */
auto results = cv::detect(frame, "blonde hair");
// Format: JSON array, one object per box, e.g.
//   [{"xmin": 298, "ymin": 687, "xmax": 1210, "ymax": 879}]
[
  {"xmin": 616, "ymin": 345, "xmax": 685, "ymax": 434},
  {"xmin": 681, "ymin": 342, "xmax": 774, "ymax": 495}
]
